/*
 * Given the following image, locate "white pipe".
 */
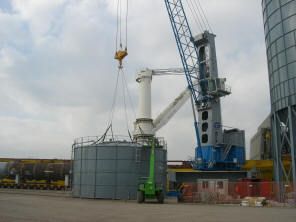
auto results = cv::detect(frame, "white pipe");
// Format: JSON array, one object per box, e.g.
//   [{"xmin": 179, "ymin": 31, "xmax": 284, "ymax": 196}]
[
  {"xmin": 133, "ymin": 69, "xmax": 154, "ymax": 138},
  {"xmin": 137, "ymin": 69, "xmax": 152, "ymax": 119}
]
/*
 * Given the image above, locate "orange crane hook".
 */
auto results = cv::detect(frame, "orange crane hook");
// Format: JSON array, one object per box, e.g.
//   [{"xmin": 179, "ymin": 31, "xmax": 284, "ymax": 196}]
[{"xmin": 114, "ymin": 47, "xmax": 128, "ymax": 69}]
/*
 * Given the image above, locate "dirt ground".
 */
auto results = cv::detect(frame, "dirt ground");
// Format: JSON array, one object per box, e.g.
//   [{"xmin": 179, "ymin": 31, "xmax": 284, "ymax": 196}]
[{"xmin": 0, "ymin": 189, "xmax": 295, "ymax": 222}]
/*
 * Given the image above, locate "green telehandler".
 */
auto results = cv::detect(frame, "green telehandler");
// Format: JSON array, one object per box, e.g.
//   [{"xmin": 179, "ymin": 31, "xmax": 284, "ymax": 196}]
[{"xmin": 137, "ymin": 138, "xmax": 165, "ymax": 203}]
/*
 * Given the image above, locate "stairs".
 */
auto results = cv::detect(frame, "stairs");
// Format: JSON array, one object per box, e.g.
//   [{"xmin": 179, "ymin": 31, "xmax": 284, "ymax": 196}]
[{"xmin": 222, "ymin": 144, "xmax": 232, "ymax": 161}]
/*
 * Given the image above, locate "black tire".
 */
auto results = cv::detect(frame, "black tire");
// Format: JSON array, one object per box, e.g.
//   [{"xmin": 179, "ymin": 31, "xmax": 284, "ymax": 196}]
[
  {"xmin": 177, "ymin": 194, "xmax": 184, "ymax": 203},
  {"xmin": 157, "ymin": 190, "xmax": 165, "ymax": 204},
  {"xmin": 137, "ymin": 191, "xmax": 144, "ymax": 203}
]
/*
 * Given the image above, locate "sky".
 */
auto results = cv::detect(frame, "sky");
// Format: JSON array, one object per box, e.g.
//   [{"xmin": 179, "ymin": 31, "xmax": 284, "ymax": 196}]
[{"xmin": 0, "ymin": 0, "xmax": 270, "ymax": 160}]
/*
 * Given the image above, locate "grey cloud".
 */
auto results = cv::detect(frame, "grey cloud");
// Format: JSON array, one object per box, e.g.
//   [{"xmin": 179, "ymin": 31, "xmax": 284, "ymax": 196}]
[{"xmin": 0, "ymin": 0, "xmax": 270, "ymax": 160}]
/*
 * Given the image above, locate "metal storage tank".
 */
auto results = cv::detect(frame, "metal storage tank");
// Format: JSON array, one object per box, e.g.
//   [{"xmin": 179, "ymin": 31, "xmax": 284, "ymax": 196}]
[
  {"xmin": 262, "ymin": 0, "xmax": 296, "ymax": 111},
  {"xmin": 261, "ymin": 0, "xmax": 296, "ymax": 200},
  {"xmin": 72, "ymin": 140, "xmax": 167, "ymax": 200}
]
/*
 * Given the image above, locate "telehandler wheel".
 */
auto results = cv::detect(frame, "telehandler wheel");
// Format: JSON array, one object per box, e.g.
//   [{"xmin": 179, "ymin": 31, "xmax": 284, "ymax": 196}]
[
  {"xmin": 157, "ymin": 190, "xmax": 164, "ymax": 204},
  {"xmin": 177, "ymin": 194, "xmax": 184, "ymax": 203},
  {"xmin": 137, "ymin": 191, "xmax": 145, "ymax": 203}
]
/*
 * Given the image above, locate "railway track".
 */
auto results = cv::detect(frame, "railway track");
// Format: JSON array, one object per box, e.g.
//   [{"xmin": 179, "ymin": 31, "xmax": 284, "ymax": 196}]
[{"xmin": 0, "ymin": 188, "xmax": 72, "ymax": 197}]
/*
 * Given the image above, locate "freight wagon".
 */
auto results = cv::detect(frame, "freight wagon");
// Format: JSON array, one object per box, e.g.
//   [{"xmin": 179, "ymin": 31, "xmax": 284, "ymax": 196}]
[{"xmin": 0, "ymin": 158, "xmax": 71, "ymax": 190}]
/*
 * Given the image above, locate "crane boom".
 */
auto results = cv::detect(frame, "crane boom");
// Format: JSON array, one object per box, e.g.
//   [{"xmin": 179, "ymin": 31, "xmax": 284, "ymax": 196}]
[
  {"xmin": 164, "ymin": 0, "xmax": 206, "ymax": 152},
  {"xmin": 164, "ymin": 0, "xmax": 206, "ymax": 103}
]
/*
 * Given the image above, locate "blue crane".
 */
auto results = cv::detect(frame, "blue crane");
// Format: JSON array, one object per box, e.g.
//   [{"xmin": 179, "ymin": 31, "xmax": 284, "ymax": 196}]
[{"xmin": 164, "ymin": 0, "xmax": 245, "ymax": 170}]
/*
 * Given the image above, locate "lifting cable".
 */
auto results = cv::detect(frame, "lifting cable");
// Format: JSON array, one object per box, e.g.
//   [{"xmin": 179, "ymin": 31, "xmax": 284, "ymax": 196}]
[
  {"xmin": 125, "ymin": 0, "xmax": 129, "ymax": 48},
  {"xmin": 101, "ymin": 0, "xmax": 132, "ymax": 141},
  {"xmin": 121, "ymin": 68, "xmax": 136, "ymax": 141},
  {"xmin": 105, "ymin": 69, "xmax": 121, "ymax": 139},
  {"xmin": 116, "ymin": 0, "xmax": 119, "ymax": 52},
  {"xmin": 121, "ymin": 69, "xmax": 130, "ymax": 135},
  {"xmin": 104, "ymin": 68, "xmax": 135, "ymax": 141},
  {"xmin": 121, "ymin": 69, "xmax": 136, "ymax": 119},
  {"xmin": 114, "ymin": 0, "xmax": 128, "ymax": 70}
]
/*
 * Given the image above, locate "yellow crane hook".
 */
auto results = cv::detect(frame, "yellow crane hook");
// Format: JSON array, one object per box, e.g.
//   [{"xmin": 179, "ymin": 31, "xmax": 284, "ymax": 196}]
[{"xmin": 114, "ymin": 47, "xmax": 128, "ymax": 69}]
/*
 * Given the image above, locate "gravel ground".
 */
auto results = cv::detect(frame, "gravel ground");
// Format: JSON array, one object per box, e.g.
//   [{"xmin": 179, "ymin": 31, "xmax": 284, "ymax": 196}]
[{"xmin": 0, "ymin": 189, "xmax": 295, "ymax": 222}]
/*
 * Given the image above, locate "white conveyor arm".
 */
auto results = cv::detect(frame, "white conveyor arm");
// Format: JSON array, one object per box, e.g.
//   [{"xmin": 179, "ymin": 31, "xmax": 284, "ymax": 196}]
[{"xmin": 152, "ymin": 85, "xmax": 192, "ymax": 133}]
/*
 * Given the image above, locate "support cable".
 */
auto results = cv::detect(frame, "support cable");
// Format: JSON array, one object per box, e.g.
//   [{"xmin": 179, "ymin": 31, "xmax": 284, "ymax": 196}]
[
  {"xmin": 189, "ymin": 0, "xmax": 207, "ymax": 31},
  {"xmin": 185, "ymin": 0, "xmax": 203, "ymax": 33},
  {"xmin": 108, "ymin": 69, "xmax": 121, "ymax": 129},
  {"xmin": 196, "ymin": 0, "xmax": 213, "ymax": 33},
  {"xmin": 122, "ymin": 68, "xmax": 136, "ymax": 141},
  {"xmin": 121, "ymin": 69, "xmax": 131, "ymax": 135},
  {"xmin": 121, "ymin": 69, "xmax": 136, "ymax": 119},
  {"xmin": 110, "ymin": 124, "xmax": 114, "ymax": 141}
]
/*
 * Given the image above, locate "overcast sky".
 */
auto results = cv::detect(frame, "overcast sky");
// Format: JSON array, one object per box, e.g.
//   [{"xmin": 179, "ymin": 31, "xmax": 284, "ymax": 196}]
[{"xmin": 0, "ymin": 0, "xmax": 270, "ymax": 160}]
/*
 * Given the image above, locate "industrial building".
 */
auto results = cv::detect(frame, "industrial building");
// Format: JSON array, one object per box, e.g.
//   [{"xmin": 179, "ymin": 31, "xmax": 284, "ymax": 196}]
[{"xmin": 250, "ymin": 115, "xmax": 271, "ymax": 160}]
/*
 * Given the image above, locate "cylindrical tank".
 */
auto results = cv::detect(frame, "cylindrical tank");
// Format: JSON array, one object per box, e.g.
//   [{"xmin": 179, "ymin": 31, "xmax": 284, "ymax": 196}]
[
  {"xmin": 72, "ymin": 141, "xmax": 167, "ymax": 200},
  {"xmin": 262, "ymin": 0, "xmax": 296, "ymax": 112},
  {"xmin": 262, "ymin": 0, "xmax": 296, "ymax": 193}
]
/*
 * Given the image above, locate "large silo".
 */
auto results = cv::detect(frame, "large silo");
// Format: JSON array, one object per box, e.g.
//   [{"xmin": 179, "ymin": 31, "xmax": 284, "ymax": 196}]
[
  {"xmin": 261, "ymin": 0, "xmax": 296, "ymax": 200},
  {"xmin": 72, "ymin": 139, "xmax": 167, "ymax": 200}
]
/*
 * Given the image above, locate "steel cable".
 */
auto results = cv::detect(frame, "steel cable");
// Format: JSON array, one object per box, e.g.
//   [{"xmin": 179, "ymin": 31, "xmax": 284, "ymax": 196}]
[
  {"xmin": 125, "ymin": 0, "xmax": 128, "ymax": 48},
  {"xmin": 108, "ymin": 69, "xmax": 121, "ymax": 127},
  {"xmin": 121, "ymin": 69, "xmax": 131, "ymax": 135},
  {"xmin": 119, "ymin": 0, "xmax": 122, "ymax": 48},
  {"xmin": 189, "ymin": 0, "xmax": 207, "ymax": 31},
  {"xmin": 185, "ymin": 0, "xmax": 203, "ymax": 33},
  {"xmin": 116, "ymin": 0, "xmax": 120, "ymax": 51},
  {"xmin": 196, "ymin": 0, "xmax": 213, "ymax": 33},
  {"xmin": 121, "ymin": 69, "xmax": 136, "ymax": 119}
]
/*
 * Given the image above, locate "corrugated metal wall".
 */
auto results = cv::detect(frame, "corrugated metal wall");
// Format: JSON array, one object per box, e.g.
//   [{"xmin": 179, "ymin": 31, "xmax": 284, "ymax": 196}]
[
  {"xmin": 262, "ymin": 0, "xmax": 296, "ymax": 111},
  {"xmin": 72, "ymin": 142, "xmax": 167, "ymax": 200}
]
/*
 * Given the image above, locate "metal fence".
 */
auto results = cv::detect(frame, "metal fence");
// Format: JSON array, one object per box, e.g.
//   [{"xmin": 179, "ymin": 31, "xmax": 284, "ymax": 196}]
[{"xmin": 180, "ymin": 181, "xmax": 296, "ymax": 206}]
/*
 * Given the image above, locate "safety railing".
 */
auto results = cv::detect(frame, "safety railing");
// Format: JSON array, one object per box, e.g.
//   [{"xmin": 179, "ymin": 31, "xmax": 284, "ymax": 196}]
[
  {"xmin": 73, "ymin": 135, "xmax": 133, "ymax": 148},
  {"xmin": 179, "ymin": 181, "xmax": 296, "ymax": 206}
]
